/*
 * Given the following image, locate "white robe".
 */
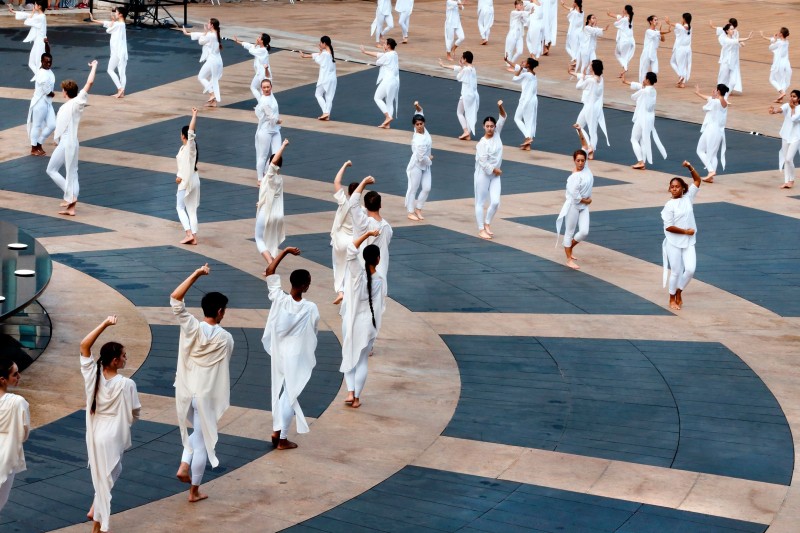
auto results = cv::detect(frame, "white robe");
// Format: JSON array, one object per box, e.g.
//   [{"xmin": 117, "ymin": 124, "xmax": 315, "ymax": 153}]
[
  {"xmin": 406, "ymin": 118, "xmax": 433, "ymax": 212},
  {"xmin": 81, "ymin": 354, "xmax": 140, "ymax": 533},
  {"xmin": 639, "ymin": 27, "xmax": 661, "ymax": 81},
  {"xmin": 191, "ymin": 31, "xmax": 223, "ymax": 102},
  {"xmin": 172, "ymin": 298, "xmax": 234, "ymax": 469},
  {"xmin": 313, "ymin": 50, "xmax": 337, "ymax": 114},
  {"xmin": 505, "ymin": 9, "xmax": 527, "ymax": 62},
  {"xmin": 555, "ymin": 165, "xmax": 593, "ymax": 244},
  {"xmin": 0, "ymin": 393, "xmax": 29, "ymax": 489},
  {"xmin": 564, "ymin": 8, "xmax": 583, "ymax": 61},
  {"xmin": 349, "ymin": 192, "xmax": 393, "ymax": 291},
  {"xmin": 670, "ymin": 23, "xmax": 692, "ymax": 82},
  {"xmin": 243, "ymin": 43, "xmax": 271, "ymax": 100},
  {"xmin": 27, "ymin": 67, "xmax": 55, "ymax": 146},
  {"xmin": 477, "ymin": 0, "xmax": 494, "ymax": 41},
  {"xmin": 576, "ymin": 25, "xmax": 603, "ymax": 74},
  {"xmin": 613, "ymin": 16, "xmax": 635, "ymax": 71},
  {"xmin": 330, "ymin": 188, "xmax": 354, "ymax": 292},
  {"xmin": 52, "ymin": 90, "xmax": 89, "ymax": 202},
  {"xmin": 176, "ymin": 129, "xmax": 200, "ymax": 203},
  {"xmin": 697, "ymin": 97, "xmax": 727, "ymax": 172},
  {"xmin": 15, "ymin": 11, "xmax": 46, "ymax": 76},
  {"xmin": 575, "ymin": 74, "xmax": 609, "ymax": 150},
  {"xmin": 661, "ymin": 184, "xmax": 699, "ymax": 286},
  {"xmin": 256, "ymin": 163, "xmax": 285, "ymax": 258},
  {"xmin": 629, "ymin": 83, "xmax": 666, "ymax": 164},
  {"xmin": 523, "ymin": 3, "xmax": 544, "ymax": 59},
  {"xmin": 716, "ymin": 28, "xmax": 742, "ymax": 93},
  {"xmin": 541, "ymin": 0, "xmax": 557, "ymax": 45},
  {"xmin": 778, "ymin": 103, "xmax": 800, "ymax": 171},
  {"xmin": 512, "ymin": 68, "xmax": 538, "ymax": 138},
  {"xmin": 255, "ymin": 93, "xmax": 281, "ymax": 181},
  {"xmin": 104, "ymin": 20, "xmax": 128, "ymax": 61},
  {"xmin": 768, "ymin": 38, "xmax": 791, "ymax": 93},
  {"xmin": 453, "ymin": 64, "xmax": 479, "ymax": 135},
  {"xmin": 375, "ymin": 50, "xmax": 400, "ymax": 118},
  {"xmin": 262, "ymin": 274, "xmax": 319, "ymax": 434}
]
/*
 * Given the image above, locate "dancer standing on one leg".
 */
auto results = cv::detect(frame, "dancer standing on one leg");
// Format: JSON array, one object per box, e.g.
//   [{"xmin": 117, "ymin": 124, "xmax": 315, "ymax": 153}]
[
  {"xmin": 477, "ymin": 0, "xmax": 493, "ymax": 45},
  {"xmin": 27, "ymin": 51, "xmax": 55, "ymax": 157},
  {"xmin": 181, "ymin": 19, "xmax": 223, "ymax": 107},
  {"xmin": 662, "ymin": 161, "xmax": 701, "ymax": 310},
  {"xmin": 175, "ymin": 108, "xmax": 200, "ymax": 246},
  {"xmin": 444, "ymin": 0, "xmax": 465, "ymax": 61},
  {"xmin": 396, "ymin": 0, "xmax": 414, "ymax": 43},
  {"xmin": 561, "ymin": 0, "xmax": 583, "ymax": 66},
  {"xmin": 341, "ymin": 229, "xmax": 385, "ymax": 409},
  {"xmin": 639, "ymin": 15, "xmax": 670, "ymax": 83},
  {"xmin": 47, "ymin": 60, "xmax": 97, "ymax": 217},
  {"xmin": 505, "ymin": 0, "xmax": 527, "ymax": 64},
  {"xmin": 172, "ymin": 264, "xmax": 234, "ymax": 503},
  {"xmin": 622, "ymin": 71, "xmax": 667, "ymax": 170},
  {"xmin": 8, "ymin": 1, "xmax": 47, "ymax": 76},
  {"xmin": 608, "ymin": 5, "xmax": 635, "ymax": 78},
  {"xmin": 262, "ymin": 248, "xmax": 319, "ymax": 450},
  {"xmin": 254, "ymin": 79, "xmax": 282, "ymax": 182},
  {"xmin": 406, "ymin": 102, "xmax": 433, "ymax": 221},
  {"xmin": 233, "ymin": 33, "xmax": 272, "ymax": 101},
  {"xmin": 331, "ymin": 161, "xmax": 358, "ymax": 305},
  {"xmin": 361, "ymin": 39, "xmax": 400, "ymax": 128},
  {"xmin": 695, "ymin": 83, "xmax": 729, "ymax": 183},
  {"xmin": 0, "ymin": 356, "xmax": 29, "ymax": 515},
  {"xmin": 439, "ymin": 51, "xmax": 479, "ymax": 140},
  {"xmin": 760, "ymin": 28, "xmax": 791, "ymax": 103},
  {"xmin": 350, "ymin": 176, "xmax": 393, "ymax": 288},
  {"xmin": 89, "ymin": 7, "xmax": 128, "ymax": 98},
  {"xmin": 474, "ymin": 100, "xmax": 507, "ymax": 240},
  {"xmin": 711, "ymin": 19, "xmax": 751, "ymax": 95},
  {"xmin": 504, "ymin": 56, "xmax": 538, "ymax": 150},
  {"xmin": 768, "ymin": 89, "xmax": 800, "ymax": 189},
  {"xmin": 371, "ymin": 0, "xmax": 394, "ymax": 45},
  {"xmin": 255, "ymin": 139, "xmax": 290, "ymax": 270},
  {"xmin": 80, "ymin": 316, "xmax": 141, "ymax": 533},
  {"xmin": 668, "ymin": 13, "xmax": 692, "ymax": 88},
  {"xmin": 573, "ymin": 59, "xmax": 609, "ymax": 159},
  {"xmin": 300, "ymin": 36, "xmax": 337, "ymax": 121},
  {"xmin": 556, "ymin": 125, "xmax": 593, "ymax": 270}
]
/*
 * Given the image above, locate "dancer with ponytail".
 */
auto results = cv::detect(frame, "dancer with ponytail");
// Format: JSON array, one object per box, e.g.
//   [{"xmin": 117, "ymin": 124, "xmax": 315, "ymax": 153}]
[
  {"xmin": 668, "ymin": 13, "xmax": 692, "ymax": 88},
  {"xmin": 255, "ymin": 138, "xmax": 290, "ymax": 269},
  {"xmin": 181, "ymin": 18, "xmax": 223, "ymax": 107},
  {"xmin": 8, "ymin": 0, "xmax": 47, "ymax": 76},
  {"xmin": 331, "ymin": 161, "xmax": 358, "ymax": 304},
  {"xmin": 340, "ymin": 229, "xmax": 386, "ymax": 409},
  {"xmin": 300, "ymin": 36, "xmax": 337, "ymax": 121},
  {"xmin": 0, "ymin": 356, "xmax": 29, "ymax": 514},
  {"xmin": 175, "ymin": 107, "xmax": 201, "ymax": 245},
  {"xmin": 608, "ymin": 5, "xmax": 635, "ymax": 78},
  {"xmin": 349, "ymin": 175, "xmax": 393, "ymax": 290},
  {"xmin": 80, "ymin": 316, "xmax": 141, "ymax": 533},
  {"xmin": 89, "ymin": 7, "xmax": 128, "ymax": 98},
  {"xmin": 233, "ymin": 33, "xmax": 272, "ymax": 101}
]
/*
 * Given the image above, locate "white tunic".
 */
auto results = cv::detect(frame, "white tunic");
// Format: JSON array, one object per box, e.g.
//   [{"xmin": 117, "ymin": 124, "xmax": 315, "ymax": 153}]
[
  {"xmin": 256, "ymin": 94, "xmax": 280, "ymax": 136},
  {"xmin": 630, "ymin": 82, "xmax": 667, "ymax": 163},
  {"xmin": 256, "ymin": 163, "xmax": 285, "ymax": 258},
  {"xmin": 395, "ymin": 0, "xmax": 413, "ymax": 12},
  {"xmin": 779, "ymin": 103, "xmax": 800, "ymax": 144},
  {"xmin": 313, "ymin": 50, "xmax": 337, "ymax": 91},
  {"xmin": 555, "ymin": 165, "xmax": 593, "ymax": 243},
  {"xmin": 27, "ymin": 68, "xmax": 55, "ymax": 138},
  {"xmin": 698, "ymin": 97, "xmax": 727, "ymax": 169},
  {"xmin": 176, "ymin": 130, "xmax": 200, "ymax": 199},
  {"xmin": 716, "ymin": 28, "xmax": 742, "ymax": 93},
  {"xmin": 262, "ymin": 274, "xmax": 319, "ymax": 434},
  {"xmin": 564, "ymin": 8, "xmax": 583, "ymax": 61},
  {"xmin": 172, "ymin": 297, "xmax": 234, "ymax": 469},
  {"xmin": 15, "ymin": 11, "xmax": 46, "ymax": 75},
  {"xmin": 243, "ymin": 43, "xmax": 271, "ymax": 80},
  {"xmin": 670, "ymin": 23, "xmax": 692, "ymax": 81},
  {"xmin": 349, "ymin": 192, "xmax": 393, "ymax": 287},
  {"xmin": 661, "ymin": 184, "xmax": 699, "ymax": 285},
  {"xmin": 0, "ymin": 393, "xmax": 29, "ymax": 488},
  {"xmin": 407, "ymin": 121, "xmax": 433, "ymax": 172},
  {"xmin": 541, "ymin": 0, "xmax": 557, "ymax": 45},
  {"xmin": 445, "ymin": 0, "xmax": 463, "ymax": 31},
  {"xmin": 576, "ymin": 25, "xmax": 603, "ymax": 73},
  {"xmin": 639, "ymin": 27, "xmax": 661, "ymax": 80},
  {"xmin": 512, "ymin": 68, "xmax": 538, "ymax": 137},
  {"xmin": 475, "ymin": 115, "xmax": 506, "ymax": 176},
  {"xmin": 192, "ymin": 31, "xmax": 220, "ymax": 64},
  {"xmin": 454, "ymin": 64, "xmax": 479, "ymax": 135},
  {"xmin": 523, "ymin": 4, "xmax": 544, "ymax": 58},
  {"xmin": 103, "ymin": 20, "xmax": 128, "ymax": 61},
  {"xmin": 613, "ymin": 15, "xmax": 635, "ymax": 70},
  {"xmin": 505, "ymin": 8, "xmax": 527, "ymax": 58},
  {"xmin": 330, "ymin": 188, "xmax": 354, "ymax": 292},
  {"xmin": 375, "ymin": 50, "xmax": 400, "ymax": 117},
  {"xmin": 81, "ymin": 354, "xmax": 140, "ymax": 533},
  {"xmin": 575, "ymin": 74, "xmax": 609, "ymax": 148},
  {"xmin": 768, "ymin": 38, "xmax": 791, "ymax": 92},
  {"xmin": 54, "ymin": 90, "xmax": 88, "ymax": 148}
]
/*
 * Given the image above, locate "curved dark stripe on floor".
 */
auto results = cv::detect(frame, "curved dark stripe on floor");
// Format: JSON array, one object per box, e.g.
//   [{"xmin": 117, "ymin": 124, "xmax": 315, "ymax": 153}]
[
  {"xmin": 285, "ymin": 225, "xmax": 668, "ymax": 315},
  {"xmin": 513, "ymin": 202, "xmax": 800, "ymax": 317},
  {"xmin": 441, "ymin": 335, "xmax": 792, "ymax": 485},
  {"xmin": 0, "ymin": 208, "xmax": 109, "ymax": 238},
  {"xmin": 284, "ymin": 465, "xmax": 767, "ymax": 533},
  {"xmin": 229, "ymin": 68, "xmax": 779, "ymax": 173}
]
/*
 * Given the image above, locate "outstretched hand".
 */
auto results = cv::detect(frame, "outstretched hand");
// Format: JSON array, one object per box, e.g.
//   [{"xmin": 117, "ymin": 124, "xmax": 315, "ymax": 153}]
[
  {"xmin": 284, "ymin": 247, "xmax": 301, "ymax": 256},
  {"xmin": 368, "ymin": 228, "xmax": 381, "ymax": 237}
]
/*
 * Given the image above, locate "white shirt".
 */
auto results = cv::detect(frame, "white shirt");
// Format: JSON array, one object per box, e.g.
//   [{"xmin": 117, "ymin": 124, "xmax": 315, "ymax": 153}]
[
  {"xmin": 779, "ymin": 103, "xmax": 800, "ymax": 143},
  {"xmin": 662, "ymin": 184, "xmax": 699, "ymax": 247},
  {"xmin": 375, "ymin": 50, "xmax": 399, "ymax": 85},
  {"xmin": 256, "ymin": 94, "xmax": 280, "ymax": 135},
  {"xmin": 475, "ymin": 115, "xmax": 506, "ymax": 175},
  {"xmin": 565, "ymin": 166, "xmax": 593, "ymax": 212},
  {"xmin": 313, "ymin": 50, "xmax": 336, "ymax": 87},
  {"xmin": 454, "ymin": 64, "xmax": 477, "ymax": 97},
  {"xmin": 641, "ymin": 27, "xmax": 660, "ymax": 61},
  {"xmin": 191, "ymin": 31, "xmax": 220, "ymax": 63},
  {"xmin": 103, "ymin": 20, "xmax": 128, "ymax": 60},
  {"xmin": 0, "ymin": 393, "xmax": 29, "ymax": 487},
  {"xmin": 54, "ymin": 90, "xmax": 89, "ymax": 146},
  {"xmin": 445, "ymin": 0, "xmax": 463, "ymax": 30},
  {"xmin": 243, "ymin": 43, "xmax": 270, "ymax": 78},
  {"xmin": 30, "ymin": 67, "xmax": 54, "ymax": 108}
]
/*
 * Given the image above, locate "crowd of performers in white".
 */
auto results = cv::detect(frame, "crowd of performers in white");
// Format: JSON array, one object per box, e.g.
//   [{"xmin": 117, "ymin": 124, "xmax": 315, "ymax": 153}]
[{"xmin": 3, "ymin": 0, "xmax": 799, "ymax": 530}]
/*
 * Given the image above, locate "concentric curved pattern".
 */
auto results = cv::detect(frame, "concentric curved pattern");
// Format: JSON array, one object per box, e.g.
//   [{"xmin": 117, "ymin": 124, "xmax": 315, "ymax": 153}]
[{"xmin": 0, "ymin": 221, "xmax": 52, "ymax": 322}]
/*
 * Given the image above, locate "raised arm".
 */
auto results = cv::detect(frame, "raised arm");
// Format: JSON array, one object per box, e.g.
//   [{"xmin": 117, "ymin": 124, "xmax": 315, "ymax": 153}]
[
  {"xmin": 607, "ymin": 11, "xmax": 618, "ymax": 19},
  {"xmin": 573, "ymin": 123, "xmax": 590, "ymax": 153},
  {"xmin": 171, "ymin": 264, "xmax": 210, "ymax": 302},
  {"xmin": 758, "ymin": 31, "xmax": 773, "ymax": 42},
  {"xmin": 413, "ymin": 101, "xmax": 423, "ymax": 114},
  {"xmin": 739, "ymin": 31, "xmax": 754, "ymax": 43},
  {"xmin": 334, "ymin": 160, "xmax": 353, "ymax": 193},
  {"xmin": 188, "ymin": 107, "xmax": 198, "ymax": 132},
  {"xmin": 354, "ymin": 175, "xmax": 375, "ymax": 195},
  {"xmin": 683, "ymin": 160, "xmax": 701, "ymax": 188},
  {"xmin": 271, "ymin": 138, "xmax": 289, "ymax": 165},
  {"xmin": 265, "ymin": 247, "xmax": 301, "ymax": 277},
  {"xmin": 83, "ymin": 60, "xmax": 99, "ymax": 94},
  {"xmin": 354, "ymin": 229, "xmax": 380, "ymax": 250},
  {"xmin": 498, "ymin": 99, "xmax": 507, "ymax": 119},
  {"xmin": 80, "ymin": 316, "xmax": 117, "ymax": 357}
]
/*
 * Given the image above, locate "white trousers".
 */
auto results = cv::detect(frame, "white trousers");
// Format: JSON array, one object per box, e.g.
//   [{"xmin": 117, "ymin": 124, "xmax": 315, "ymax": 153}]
[
  {"xmin": 47, "ymin": 142, "xmax": 79, "ymax": 202},
  {"xmin": 397, "ymin": 10, "xmax": 411, "ymax": 38},
  {"xmin": 344, "ymin": 349, "xmax": 370, "ymax": 398},
  {"xmin": 665, "ymin": 242, "xmax": 696, "ymax": 294},
  {"xmin": 255, "ymin": 128, "xmax": 282, "ymax": 181},
  {"xmin": 0, "ymin": 472, "xmax": 14, "ymax": 513},
  {"xmin": 198, "ymin": 56, "xmax": 223, "ymax": 102},
  {"xmin": 272, "ymin": 384, "xmax": 294, "ymax": 439},
  {"xmin": 254, "ymin": 204, "xmax": 269, "ymax": 254},
  {"xmin": 563, "ymin": 206, "xmax": 589, "ymax": 246},
  {"xmin": 406, "ymin": 165, "xmax": 431, "ymax": 212},
  {"xmin": 474, "ymin": 171, "xmax": 501, "ymax": 230},
  {"xmin": 28, "ymin": 39, "xmax": 45, "ymax": 76},
  {"xmin": 373, "ymin": 13, "xmax": 394, "ymax": 42},
  {"xmin": 457, "ymin": 98, "xmax": 469, "ymax": 131},
  {"xmin": 639, "ymin": 56, "xmax": 658, "ymax": 82},
  {"xmin": 445, "ymin": 26, "xmax": 465, "ymax": 52},
  {"xmin": 374, "ymin": 78, "xmax": 398, "ymax": 117},
  {"xmin": 631, "ymin": 121, "xmax": 645, "ymax": 162},
  {"xmin": 315, "ymin": 82, "xmax": 336, "ymax": 115},
  {"xmin": 176, "ymin": 189, "xmax": 198, "ymax": 234},
  {"xmin": 29, "ymin": 99, "xmax": 55, "ymax": 146},
  {"xmin": 717, "ymin": 64, "xmax": 734, "ymax": 89},
  {"xmin": 477, "ymin": 8, "xmax": 493, "ymax": 40},
  {"xmin": 180, "ymin": 398, "xmax": 208, "ymax": 486},
  {"xmin": 696, "ymin": 130, "xmax": 722, "ymax": 173},
  {"xmin": 514, "ymin": 98, "xmax": 537, "ymax": 139},
  {"xmin": 780, "ymin": 139, "xmax": 800, "ymax": 183},
  {"xmin": 107, "ymin": 54, "xmax": 127, "ymax": 90}
]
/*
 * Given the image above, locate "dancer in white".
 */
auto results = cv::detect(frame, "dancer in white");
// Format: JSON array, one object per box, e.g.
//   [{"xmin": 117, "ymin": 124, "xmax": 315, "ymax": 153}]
[
  {"xmin": 300, "ymin": 36, "xmax": 337, "ymax": 121},
  {"xmin": 504, "ymin": 56, "xmax": 538, "ymax": 150},
  {"xmin": 622, "ymin": 72, "xmax": 666, "ymax": 169},
  {"xmin": 406, "ymin": 102, "xmax": 433, "ymax": 221},
  {"xmin": 768, "ymin": 90, "xmax": 800, "ymax": 189},
  {"xmin": 396, "ymin": 0, "xmax": 414, "ymax": 43},
  {"xmin": 572, "ymin": 14, "xmax": 608, "ymax": 75},
  {"xmin": 439, "ymin": 51, "xmax": 479, "ymax": 140},
  {"xmin": 27, "ymin": 51, "xmax": 55, "ymax": 157},
  {"xmin": 350, "ymin": 176, "xmax": 393, "ymax": 285},
  {"xmin": 760, "ymin": 28, "xmax": 791, "ymax": 103},
  {"xmin": 573, "ymin": 59, "xmax": 609, "ymax": 158},
  {"xmin": 331, "ymin": 160, "xmax": 357, "ymax": 304},
  {"xmin": 695, "ymin": 83, "xmax": 729, "ymax": 183},
  {"xmin": 361, "ymin": 39, "xmax": 400, "ymax": 128},
  {"xmin": 172, "ymin": 265, "xmax": 234, "ymax": 503},
  {"xmin": 254, "ymin": 79, "xmax": 282, "ymax": 182},
  {"xmin": 175, "ymin": 108, "xmax": 200, "ymax": 246},
  {"xmin": 668, "ymin": 13, "xmax": 692, "ymax": 88},
  {"xmin": 80, "ymin": 316, "xmax": 140, "ymax": 533},
  {"xmin": 541, "ymin": 0, "xmax": 557, "ymax": 54},
  {"xmin": 8, "ymin": 1, "xmax": 47, "ymax": 76},
  {"xmin": 47, "ymin": 60, "xmax": 97, "ymax": 217},
  {"xmin": 181, "ymin": 18, "xmax": 223, "ymax": 107},
  {"xmin": 255, "ymin": 139, "xmax": 290, "ymax": 268},
  {"xmin": 444, "ymin": 0, "xmax": 465, "ymax": 61},
  {"xmin": 89, "ymin": 7, "xmax": 128, "ymax": 98},
  {"xmin": 711, "ymin": 19, "xmax": 751, "ymax": 94},
  {"xmin": 474, "ymin": 100, "xmax": 507, "ymax": 240},
  {"xmin": 639, "ymin": 15, "xmax": 670, "ymax": 83},
  {"xmin": 561, "ymin": 0, "xmax": 583, "ymax": 65},
  {"xmin": 608, "ymin": 5, "xmax": 635, "ymax": 77},
  {"xmin": 477, "ymin": 0, "xmax": 493, "ymax": 45},
  {"xmin": 371, "ymin": 0, "xmax": 394, "ymax": 45},
  {"xmin": 662, "ymin": 161, "xmax": 702, "ymax": 310},
  {"xmin": 556, "ymin": 125, "xmax": 593, "ymax": 270},
  {"xmin": 262, "ymin": 248, "xmax": 318, "ymax": 450},
  {"xmin": 0, "ymin": 356, "xmax": 29, "ymax": 514},
  {"xmin": 524, "ymin": 0, "xmax": 545, "ymax": 61},
  {"xmin": 232, "ymin": 33, "xmax": 272, "ymax": 101},
  {"xmin": 341, "ymin": 229, "xmax": 386, "ymax": 409},
  {"xmin": 505, "ymin": 0, "xmax": 527, "ymax": 63}
]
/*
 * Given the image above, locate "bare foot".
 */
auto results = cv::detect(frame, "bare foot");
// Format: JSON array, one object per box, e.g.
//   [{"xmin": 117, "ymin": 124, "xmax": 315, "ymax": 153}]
[
  {"xmin": 566, "ymin": 259, "xmax": 580, "ymax": 270},
  {"xmin": 407, "ymin": 212, "xmax": 420, "ymax": 221},
  {"xmin": 188, "ymin": 489, "xmax": 208, "ymax": 503},
  {"xmin": 87, "ymin": 504, "xmax": 94, "ymax": 520},
  {"xmin": 318, "ymin": 114, "xmax": 330, "ymax": 121},
  {"xmin": 521, "ymin": 144, "xmax": 531, "ymax": 151},
  {"xmin": 277, "ymin": 438, "xmax": 298, "ymax": 450},
  {"xmin": 702, "ymin": 176, "xmax": 715, "ymax": 183},
  {"xmin": 632, "ymin": 162, "xmax": 646, "ymax": 170},
  {"xmin": 176, "ymin": 462, "xmax": 191, "ymax": 483},
  {"xmin": 780, "ymin": 182, "xmax": 794, "ymax": 189},
  {"xmin": 402, "ymin": 37, "xmax": 408, "ymax": 43},
  {"xmin": 480, "ymin": 39, "xmax": 488, "ymax": 45},
  {"xmin": 446, "ymin": 53, "xmax": 453, "ymax": 61},
  {"xmin": 58, "ymin": 201, "xmax": 77, "ymax": 216},
  {"xmin": 344, "ymin": 392, "xmax": 354, "ymax": 404},
  {"xmin": 669, "ymin": 295, "xmax": 680, "ymax": 310},
  {"xmin": 181, "ymin": 237, "xmax": 198, "ymax": 245},
  {"xmin": 271, "ymin": 430, "xmax": 280, "ymax": 447},
  {"xmin": 59, "ymin": 201, "xmax": 69, "ymax": 207},
  {"xmin": 458, "ymin": 132, "xmax": 470, "ymax": 140},
  {"xmin": 484, "ymin": 225, "xmax": 494, "ymax": 236},
  {"xmin": 379, "ymin": 117, "xmax": 393, "ymax": 129},
  {"xmin": 115, "ymin": 89, "xmax": 125, "ymax": 99},
  {"xmin": 179, "ymin": 234, "xmax": 194, "ymax": 244},
  {"xmin": 204, "ymin": 99, "xmax": 217, "ymax": 108},
  {"xmin": 91, "ymin": 521, "xmax": 101, "ymax": 533},
  {"xmin": 414, "ymin": 209, "xmax": 425, "ymax": 220},
  {"xmin": 332, "ymin": 292, "xmax": 344, "ymax": 305},
  {"xmin": 350, "ymin": 397, "xmax": 361, "ymax": 408},
  {"xmin": 478, "ymin": 229, "xmax": 492, "ymax": 240},
  {"xmin": 675, "ymin": 289, "xmax": 683, "ymax": 308}
]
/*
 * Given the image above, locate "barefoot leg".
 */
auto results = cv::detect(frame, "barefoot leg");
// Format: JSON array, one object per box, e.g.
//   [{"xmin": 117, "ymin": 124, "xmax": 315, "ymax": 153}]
[
  {"xmin": 271, "ymin": 430, "xmax": 280, "ymax": 447},
  {"xmin": 669, "ymin": 293, "xmax": 680, "ymax": 310},
  {"xmin": 188, "ymin": 485, "xmax": 208, "ymax": 503},
  {"xmin": 344, "ymin": 391, "xmax": 355, "ymax": 404},
  {"xmin": 277, "ymin": 438, "xmax": 298, "ymax": 450},
  {"xmin": 351, "ymin": 397, "xmax": 361, "ymax": 408},
  {"xmin": 176, "ymin": 462, "xmax": 191, "ymax": 483},
  {"xmin": 478, "ymin": 229, "xmax": 492, "ymax": 240},
  {"xmin": 484, "ymin": 224, "xmax": 494, "ymax": 236},
  {"xmin": 414, "ymin": 208, "xmax": 425, "ymax": 220},
  {"xmin": 675, "ymin": 288, "xmax": 683, "ymax": 308},
  {"xmin": 333, "ymin": 291, "xmax": 344, "ymax": 305}
]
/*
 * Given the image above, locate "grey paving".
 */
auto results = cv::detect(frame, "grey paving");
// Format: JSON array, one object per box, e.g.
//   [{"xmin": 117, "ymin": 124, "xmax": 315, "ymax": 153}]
[
  {"xmin": 512, "ymin": 202, "xmax": 800, "ymax": 317},
  {"xmin": 285, "ymin": 225, "xmax": 669, "ymax": 315},
  {"xmin": 441, "ymin": 335, "xmax": 792, "ymax": 485},
  {"xmin": 0, "ymin": 208, "xmax": 109, "ymax": 238},
  {"xmin": 284, "ymin": 465, "xmax": 768, "ymax": 533}
]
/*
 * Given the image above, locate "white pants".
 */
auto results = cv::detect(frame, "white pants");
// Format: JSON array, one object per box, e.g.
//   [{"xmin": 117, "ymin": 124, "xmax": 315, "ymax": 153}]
[
  {"xmin": 373, "ymin": 13, "xmax": 394, "ymax": 42},
  {"xmin": 717, "ymin": 64, "xmax": 734, "ymax": 89},
  {"xmin": 28, "ymin": 39, "xmax": 45, "ymax": 76},
  {"xmin": 47, "ymin": 142, "xmax": 79, "ymax": 202},
  {"xmin": 474, "ymin": 171, "xmax": 501, "ymax": 230},
  {"xmin": 631, "ymin": 121, "xmax": 645, "ymax": 162},
  {"xmin": 697, "ymin": 130, "xmax": 722, "ymax": 173},
  {"xmin": 397, "ymin": 10, "xmax": 411, "ymax": 38},
  {"xmin": 180, "ymin": 398, "xmax": 208, "ymax": 486},
  {"xmin": 639, "ymin": 56, "xmax": 658, "ymax": 82},
  {"xmin": 176, "ymin": 189, "xmax": 198, "ymax": 234},
  {"xmin": 255, "ymin": 128, "xmax": 282, "ymax": 181},
  {"xmin": 254, "ymin": 204, "xmax": 269, "ymax": 254},
  {"xmin": 315, "ymin": 82, "xmax": 336, "ymax": 115},
  {"xmin": 780, "ymin": 140, "xmax": 800, "ymax": 183},
  {"xmin": 344, "ymin": 349, "xmax": 370, "ymax": 398},
  {"xmin": 374, "ymin": 78, "xmax": 398, "ymax": 117},
  {"xmin": 665, "ymin": 242, "xmax": 696, "ymax": 294},
  {"xmin": 0, "ymin": 472, "xmax": 14, "ymax": 513},
  {"xmin": 272, "ymin": 384, "xmax": 294, "ymax": 439},
  {"xmin": 107, "ymin": 54, "xmax": 127, "ymax": 91},
  {"xmin": 445, "ymin": 26, "xmax": 465, "ymax": 52},
  {"xmin": 477, "ymin": 8, "xmax": 493, "ymax": 40},
  {"xmin": 457, "ymin": 98, "xmax": 469, "ymax": 132},
  {"xmin": 514, "ymin": 98, "xmax": 537, "ymax": 139},
  {"xmin": 406, "ymin": 165, "xmax": 431, "ymax": 212},
  {"xmin": 198, "ymin": 56, "xmax": 223, "ymax": 102},
  {"xmin": 29, "ymin": 99, "xmax": 55, "ymax": 146},
  {"xmin": 562, "ymin": 206, "xmax": 589, "ymax": 246}
]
